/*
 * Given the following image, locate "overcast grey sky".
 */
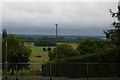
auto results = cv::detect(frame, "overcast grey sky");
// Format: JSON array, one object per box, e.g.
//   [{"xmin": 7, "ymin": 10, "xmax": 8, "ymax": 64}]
[{"xmin": 2, "ymin": 2, "xmax": 118, "ymax": 36}]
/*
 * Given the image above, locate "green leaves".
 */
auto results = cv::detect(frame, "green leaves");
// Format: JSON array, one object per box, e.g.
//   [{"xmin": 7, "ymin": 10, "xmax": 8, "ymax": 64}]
[
  {"xmin": 48, "ymin": 43, "xmax": 79, "ymax": 61},
  {"xmin": 2, "ymin": 34, "xmax": 32, "ymax": 63},
  {"xmin": 77, "ymin": 39, "xmax": 106, "ymax": 55}
]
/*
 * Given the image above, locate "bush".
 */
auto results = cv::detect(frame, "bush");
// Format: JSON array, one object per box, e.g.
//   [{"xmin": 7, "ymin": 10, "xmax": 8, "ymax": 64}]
[
  {"xmin": 49, "ymin": 44, "xmax": 79, "ymax": 61},
  {"xmin": 59, "ymin": 45, "xmax": 120, "ymax": 63},
  {"xmin": 43, "ymin": 48, "xmax": 46, "ymax": 51},
  {"xmin": 47, "ymin": 47, "xmax": 52, "ymax": 51},
  {"xmin": 77, "ymin": 39, "xmax": 107, "ymax": 55}
]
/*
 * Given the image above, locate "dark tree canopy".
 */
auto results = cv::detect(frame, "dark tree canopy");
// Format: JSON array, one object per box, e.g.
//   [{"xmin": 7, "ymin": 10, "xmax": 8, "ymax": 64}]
[
  {"xmin": 2, "ymin": 34, "xmax": 32, "ymax": 63},
  {"xmin": 2, "ymin": 34, "xmax": 32, "ymax": 75},
  {"xmin": 77, "ymin": 39, "xmax": 106, "ymax": 55},
  {"xmin": 49, "ymin": 44, "xmax": 79, "ymax": 61},
  {"xmin": 104, "ymin": 3, "xmax": 120, "ymax": 46},
  {"xmin": 47, "ymin": 47, "xmax": 52, "ymax": 51},
  {"xmin": 43, "ymin": 48, "xmax": 46, "ymax": 51}
]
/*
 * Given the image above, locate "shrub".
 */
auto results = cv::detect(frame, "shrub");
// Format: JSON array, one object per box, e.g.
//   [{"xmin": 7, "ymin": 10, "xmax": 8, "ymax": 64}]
[
  {"xmin": 47, "ymin": 47, "xmax": 52, "ymax": 51},
  {"xmin": 49, "ymin": 44, "xmax": 79, "ymax": 61},
  {"xmin": 77, "ymin": 39, "xmax": 106, "ymax": 55},
  {"xmin": 43, "ymin": 48, "xmax": 46, "ymax": 51}
]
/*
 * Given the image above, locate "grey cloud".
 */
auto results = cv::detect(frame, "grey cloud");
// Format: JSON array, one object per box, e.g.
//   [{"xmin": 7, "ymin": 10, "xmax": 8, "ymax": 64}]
[
  {"xmin": 3, "ymin": 3, "xmax": 53, "ymax": 14},
  {"xmin": 2, "ymin": 2, "xmax": 118, "ymax": 36}
]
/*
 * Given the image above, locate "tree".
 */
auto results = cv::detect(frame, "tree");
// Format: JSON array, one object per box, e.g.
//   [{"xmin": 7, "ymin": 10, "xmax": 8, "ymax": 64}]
[
  {"xmin": 77, "ymin": 39, "xmax": 106, "ymax": 55},
  {"xmin": 49, "ymin": 44, "xmax": 79, "ymax": 61},
  {"xmin": 103, "ymin": 1, "xmax": 120, "ymax": 63},
  {"xmin": 2, "ymin": 34, "xmax": 32, "ymax": 74},
  {"xmin": 104, "ymin": 2, "xmax": 120, "ymax": 46}
]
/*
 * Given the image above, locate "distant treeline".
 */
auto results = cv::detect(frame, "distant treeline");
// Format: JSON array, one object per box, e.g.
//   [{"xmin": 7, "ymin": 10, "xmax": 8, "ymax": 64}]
[{"xmin": 19, "ymin": 36, "xmax": 85, "ymax": 46}]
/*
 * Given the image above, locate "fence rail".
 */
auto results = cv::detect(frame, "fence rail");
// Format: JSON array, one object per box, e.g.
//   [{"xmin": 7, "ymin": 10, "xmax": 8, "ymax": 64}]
[
  {"xmin": 1, "ymin": 63, "xmax": 120, "ymax": 79},
  {"xmin": 42, "ymin": 63, "xmax": 120, "ymax": 78}
]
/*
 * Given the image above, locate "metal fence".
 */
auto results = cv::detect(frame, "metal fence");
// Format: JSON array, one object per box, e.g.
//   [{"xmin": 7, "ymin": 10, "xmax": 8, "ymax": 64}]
[
  {"xmin": 1, "ymin": 63, "xmax": 120, "ymax": 80},
  {"xmin": 2, "ymin": 63, "xmax": 43, "ymax": 79}
]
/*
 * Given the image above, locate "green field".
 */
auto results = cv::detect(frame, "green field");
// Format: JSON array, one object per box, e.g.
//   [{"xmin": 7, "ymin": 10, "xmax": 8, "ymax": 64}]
[
  {"xmin": 58, "ymin": 43, "xmax": 78, "ymax": 49},
  {"xmin": 29, "ymin": 45, "xmax": 55, "ymax": 63},
  {"xmin": 29, "ymin": 50, "xmax": 49, "ymax": 63},
  {"xmin": 31, "ymin": 46, "xmax": 55, "ymax": 51},
  {"xmin": 29, "ymin": 43, "xmax": 77, "ymax": 63}
]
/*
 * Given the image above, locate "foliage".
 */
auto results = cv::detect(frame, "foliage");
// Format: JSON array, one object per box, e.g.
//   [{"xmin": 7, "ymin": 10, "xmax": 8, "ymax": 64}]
[
  {"xmin": 20, "ymin": 36, "xmax": 35, "ymax": 43},
  {"xmin": 47, "ymin": 47, "xmax": 51, "ymax": 51},
  {"xmin": 21, "ymin": 36, "xmax": 81, "ymax": 46},
  {"xmin": 43, "ymin": 48, "xmax": 46, "ymax": 51},
  {"xmin": 2, "ymin": 34, "xmax": 32, "ymax": 63},
  {"xmin": 59, "ymin": 45, "xmax": 120, "ymax": 63},
  {"xmin": 2, "ymin": 34, "xmax": 32, "ymax": 74},
  {"xmin": 101, "ymin": 2, "xmax": 120, "ymax": 63},
  {"xmin": 77, "ymin": 39, "xmax": 106, "ymax": 55},
  {"xmin": 48, "ymin": 48, "xmax": 56, "ymax": 61},
  {"xmin": 34, "ymin": 37, "xmax": 56, "ymax": 46},
  {"xmin": 49, "ymin": 44, "xmax": 79, "ymax": 61},
  {"xmin": 104, "ymin": 4, "xmax": 120, "ymax": 46}
]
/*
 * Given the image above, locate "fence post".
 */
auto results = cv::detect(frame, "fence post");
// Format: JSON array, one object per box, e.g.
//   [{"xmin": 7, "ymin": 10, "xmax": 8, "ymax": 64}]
[
  {"xmin": 16, "ymin": 64, "xmax": 18, "ymax": 80},
  {"xmin": 49, "ymin": 63, "xmax": 52, "ymax": 80},
  {"xmin": 87, "ymin": 63, "xmax": 89, "ymax": 80}
]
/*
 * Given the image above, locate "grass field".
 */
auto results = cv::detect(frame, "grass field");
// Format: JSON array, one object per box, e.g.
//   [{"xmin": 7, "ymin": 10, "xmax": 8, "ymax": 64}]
[
  {"xmin": 29, "ymin": 43, "xmax": 77, "ymax": 63},
  {"xmin": 29, "ymin": 51, "xmax": 49, "ymax": 63},
  {"xmin": 29, "ymin": 45, "xmax": 55, "ymax": 63},
  {"xmin": 29, "ymin": 45, "xmax": 51, "ymax": 76},
  {"xmin": 31, "ymin": 46, "xmax": 55, "ymax": 51},
  {"xmin": 58, "ymin": 43, "xmax": 78, "ymax": 49}
]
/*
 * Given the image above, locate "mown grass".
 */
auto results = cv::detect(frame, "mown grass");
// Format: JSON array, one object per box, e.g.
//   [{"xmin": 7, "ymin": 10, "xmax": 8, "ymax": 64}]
[
  {"xmin": 29, "ymin": 51, "xmax": 49, "ymax": 63},
  {"xmin": 31, "ymin": 46, "xmax": 55, "ymax": 51},
  {"xmin": 29, "ymin": 43, "xmax": 77, "ymax": 63},
  {"xmin": 58, "ymin": 43, "xmax": 78, "ymax": 49},
  {"xmin": 29, "ymin": 45, "xmax": 55, "ymax": 63}
]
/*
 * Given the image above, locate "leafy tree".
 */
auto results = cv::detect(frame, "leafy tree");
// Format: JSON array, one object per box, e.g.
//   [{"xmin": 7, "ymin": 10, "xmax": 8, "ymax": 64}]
[
  {"xmin": 104, "ymin": 2, "xmax": 120, "ymax": 46},
  {"xmin": 77, "ymin": 39, "xmax": 106, "ymax": 55},
  {"xmin": 2, "ymin": 34, "xmax": 32, "ymax": 74},
  {"xmin": 49, "ymin": 44, "xmax": 79, "ymax": 61},
  {"xmin": 103, "ymin": 2, "xmax": 120, "ymax": 63},
  {"xmin": 48, "ymin": 48, "xmax": 56, "ymax": 61}
]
